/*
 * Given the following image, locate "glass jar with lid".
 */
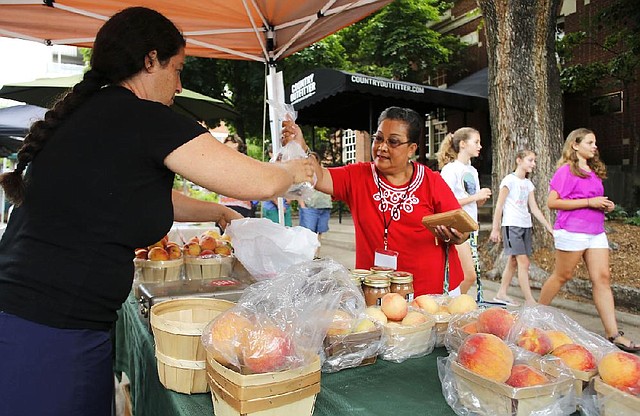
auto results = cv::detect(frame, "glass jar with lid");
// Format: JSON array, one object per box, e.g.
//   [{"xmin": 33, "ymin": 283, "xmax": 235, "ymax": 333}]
[
  {"xmin": 389, "ymin": 271, "xmax": 414, "ymax": 302},
  {"xmin": 362, "ymin": 275, "xmax": 391, "ymax": 306}
]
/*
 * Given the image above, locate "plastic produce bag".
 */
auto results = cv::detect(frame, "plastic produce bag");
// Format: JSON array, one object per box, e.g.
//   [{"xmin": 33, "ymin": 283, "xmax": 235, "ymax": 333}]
[
  {"xmin": 201, "ymin": 258, "xmax": 378, "ymax": 374},
  {"xmin": 267, "ymin": 100, "xmax": 316, "ymax": 201},
  {"xmin": 438, "ymin": 344, "xmax": 577, "ymax": 416},
  {"xmin": 226, "ymin": 218, "xmax": 319, "ymax": 280}
]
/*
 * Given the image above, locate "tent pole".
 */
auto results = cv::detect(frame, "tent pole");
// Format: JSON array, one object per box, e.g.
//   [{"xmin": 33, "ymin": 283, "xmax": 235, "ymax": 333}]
[{"xmin": 266, "ymin": 64, "xmax": 286, "ymax": 226}]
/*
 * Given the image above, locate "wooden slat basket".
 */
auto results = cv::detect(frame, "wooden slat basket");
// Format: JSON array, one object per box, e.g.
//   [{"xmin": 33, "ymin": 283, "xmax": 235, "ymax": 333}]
[
  {"xmin": 184, "ymin": 255, "xmax": 234, "ymax": 280},
  {"xmin": 206, "ymin": 352, "xmax": 321, "ymax": 416},
  {"xmin": 594, "ymin": 376, "xmax": 640, "ymax": 415},
  {"xmin": 150, "ymin": 298, "xmax": 235, "ymax": 394},
  {"xmin": 380, "ymin": 309, "xmax": 435, "ymax": 361},
  {"xmin": 451, "ymin": 361, "xmax": 575, "ymax": 416},
  {"xmin": 135, "ymin": 258, "xmax": 183, "ymax": 283}
]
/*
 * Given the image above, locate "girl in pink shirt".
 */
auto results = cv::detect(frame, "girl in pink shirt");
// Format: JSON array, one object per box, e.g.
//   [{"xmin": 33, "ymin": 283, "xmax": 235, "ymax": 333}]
[{"xmin": 539, "ymin": 128, "xmax": 639, "ymax": 353}]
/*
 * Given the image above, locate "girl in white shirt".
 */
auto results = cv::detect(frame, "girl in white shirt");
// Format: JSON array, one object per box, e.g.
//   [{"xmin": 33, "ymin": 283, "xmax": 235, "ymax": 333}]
[
  {"xmin": 489, "ymin": 149, "xmax": 553, "ymax": 306},
  {"xmin": 437, "ymin": 127, "xmax": 492, "ymax": 295}
]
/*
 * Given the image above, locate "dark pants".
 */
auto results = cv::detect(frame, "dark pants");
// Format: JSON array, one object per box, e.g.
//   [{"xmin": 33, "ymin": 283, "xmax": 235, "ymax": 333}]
[{"xmin": 0, "ymin": 311, "xmax": 113, "ymax": 416}]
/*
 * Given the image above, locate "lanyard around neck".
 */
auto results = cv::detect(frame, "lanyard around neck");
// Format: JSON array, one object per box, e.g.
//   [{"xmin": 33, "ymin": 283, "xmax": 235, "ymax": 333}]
[{"xmin": 376, "ymin": 162, "xmax": 415, "ymax": 250}]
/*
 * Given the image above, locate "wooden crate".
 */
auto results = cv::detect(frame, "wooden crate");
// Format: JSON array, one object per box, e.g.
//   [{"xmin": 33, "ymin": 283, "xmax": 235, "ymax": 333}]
[
  {"xmin": 451, "ymin": 361, "xmax": 575, "ymax": 416},
  {"xmin": 323, "ymin": 326, "xmax": 382, "ymax": 368},
  {"xmin": 380, "ymin": 310, "xmax": 435, "ymax": 361},
  {"xmin": 206, "ymin": 354, "xmax": 320, "ymax": 416},
  {"xmin": 150, "ymin": 298, "xmax": 235, "ymax": 394},
  {"xmin": 594, "ymin": 376, "xmax": 640, "ymax": 415}
]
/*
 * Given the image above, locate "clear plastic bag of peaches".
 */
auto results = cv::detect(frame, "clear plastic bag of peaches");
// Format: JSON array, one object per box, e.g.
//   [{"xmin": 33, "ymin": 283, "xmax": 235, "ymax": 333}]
[{"xmin": 200, "ymin": 258, "xmax": 371, "ymax": 374}]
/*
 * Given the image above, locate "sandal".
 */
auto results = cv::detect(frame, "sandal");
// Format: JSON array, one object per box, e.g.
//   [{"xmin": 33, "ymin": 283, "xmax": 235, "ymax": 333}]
[{"xmin": 608, "ymin": 331, "xmax": 640, "ymax": 353}]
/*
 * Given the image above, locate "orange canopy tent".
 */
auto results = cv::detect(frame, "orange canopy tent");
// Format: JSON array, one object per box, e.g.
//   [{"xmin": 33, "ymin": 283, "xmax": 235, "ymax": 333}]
[
  {"xmin": 0, "ymin": 0, "xmax": 393, "ymax": 224},
  {"xmin": 0, "ymin": 0, "xmax": 392, "ymax": 62}
]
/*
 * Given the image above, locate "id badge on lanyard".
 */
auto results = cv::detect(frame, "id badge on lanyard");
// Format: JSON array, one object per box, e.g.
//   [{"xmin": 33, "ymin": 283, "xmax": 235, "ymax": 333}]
[{"xmin": 374, "ymin": 247, "xmax": 398, "ymax": 269}]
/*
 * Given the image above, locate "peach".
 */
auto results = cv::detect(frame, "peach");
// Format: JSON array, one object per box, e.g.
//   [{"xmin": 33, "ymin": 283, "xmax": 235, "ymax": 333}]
[
  {"xmin": 598, "ymin": 351, "xmax": 640, "ymax": 395},
  {"xmin": 242, "ymin": 325, "xmax": 293, "ymax": 373},
  {"xmin": 209, "ymin": 312, "xmax": 253, "ymax": 366},
  {"xmin": 462, "ymin": 321, "xmax": 478, "ymax": 334},
  {"xmin": 516, "ymin": 327, "xmax": 554, "ymax": 355},
  {"xmin": 327, "ymin": 310, "xmax": 353, "ymax": 336},
  {"xmin": 506, "ymin": 364, "xmax": 550, "ymax": 387},
  {"xmin": 200, "ymin": 235, "xmax": 218, "ymax": 251},
  {"xmin": 458, "ymin": 333, "xmax": 514, "ymax": 383},
  {"xmin": 476, "ymin": 307, "xmax": 515, "ymax": 340},
  {"xmin": 411, "ymin": 295, "xmax": 439, "ymax": 314},
  {"xmin": 183, "ymin": 242, "xmax": 201, "ymax": 257},
  {"xmin": 551, "ymin": 343, "xmax": 597, "ymax": 372},
  {"xmin": 203, "ymin": 230, "xmax": 222, "ymax": 240},
  {"xmin": 353, "ymin": 318, "xmax": 376, "ymax": 333},
  {"xmin": 188, "ymin": 236, "xmax": 200, "ymax": 244},
  {"xmin": 214, "ymin": 244, "xmax": 232, "ymax": 256},
  {"xmin": 447, "ymin": 294, "xmax": 478, "ymax": 314},
  {"xmin": 147, "ymin": 247, "xmax": 169, "ymax": 261},
  {"xmin": 134, "ymin": 248, "xmax": 148, "ymax": 260},
  {"xmin": 147, "ymin": 240, "xmax": 165, "ymax": 250},
  {"xmin": 380, "ymin": 293, "xmax": 408, "ymax": 321},
  {"xmin": 165, "ymin": 243, "xmax": 182, "ymax": 260},
  {"xmin": 365, "ymin": 306, "xmax": 388, "ymax": 324},
  {"xmin": 545, "ymin": 330, "xmax": 573, "ymax": 351},
  {"xmin": 401, "ymin": 310, "xmax": 429, "ymax": 326},
  {"xmin": 200, "ymin": 249, "xmax": 215, "ymax": 258}
]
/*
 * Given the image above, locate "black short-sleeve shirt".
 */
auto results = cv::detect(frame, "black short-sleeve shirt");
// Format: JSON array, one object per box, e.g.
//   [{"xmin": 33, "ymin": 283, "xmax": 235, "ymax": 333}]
[{"xmin": 0, "ymin": 86, "xmax": 207, "ymax": 329}]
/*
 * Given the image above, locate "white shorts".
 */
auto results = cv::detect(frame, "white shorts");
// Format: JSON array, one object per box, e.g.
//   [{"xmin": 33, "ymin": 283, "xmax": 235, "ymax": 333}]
[{"xmin": 553, "ymin": 229, "xmax": 609, "ymax": 251}]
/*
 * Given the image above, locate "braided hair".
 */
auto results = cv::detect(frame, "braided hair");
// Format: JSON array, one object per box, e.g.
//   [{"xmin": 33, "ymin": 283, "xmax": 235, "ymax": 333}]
[{"xmin": 0, "ymin": 7, "xmax": 185, "ymax": 205}]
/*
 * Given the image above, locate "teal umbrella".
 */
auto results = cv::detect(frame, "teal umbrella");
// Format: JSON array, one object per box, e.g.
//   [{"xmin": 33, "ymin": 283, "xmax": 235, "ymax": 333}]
[{"xmin": 0, "ymin": 74, "xmax": 238, "ymax": 123}]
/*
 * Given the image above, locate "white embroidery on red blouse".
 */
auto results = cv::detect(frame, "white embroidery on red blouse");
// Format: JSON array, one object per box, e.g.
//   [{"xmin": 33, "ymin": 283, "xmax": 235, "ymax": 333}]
[{"xmin": 372, "ymin": 163, "xmax": 424, "ymax": 221}]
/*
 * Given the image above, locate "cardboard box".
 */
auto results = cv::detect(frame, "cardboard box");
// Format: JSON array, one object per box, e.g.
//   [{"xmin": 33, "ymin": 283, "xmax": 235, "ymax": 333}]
[{"xmin": 451, "ymin": 361, "xmax": 575, "ymax": 416}]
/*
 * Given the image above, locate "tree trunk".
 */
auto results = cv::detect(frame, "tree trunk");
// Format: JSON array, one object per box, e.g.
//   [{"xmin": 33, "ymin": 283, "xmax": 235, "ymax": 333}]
[{"xmin": 478, "ymin": 0, "xmax": 564, "ymax": 250}]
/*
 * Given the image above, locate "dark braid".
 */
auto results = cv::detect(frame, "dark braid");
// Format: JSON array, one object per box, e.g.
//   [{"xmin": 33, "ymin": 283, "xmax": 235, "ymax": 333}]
[{"xmin": 0, "ymin": 7, "xmax": 185, "ymax": 205}]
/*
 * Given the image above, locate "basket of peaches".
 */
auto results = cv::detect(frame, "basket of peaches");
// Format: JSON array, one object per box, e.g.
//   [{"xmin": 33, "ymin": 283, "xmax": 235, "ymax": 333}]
[
  {"xmin": 134, "ymin": 235, "xmax": 184, "ymax": 284},
  {"xmin": 182, "ymin": 230, "xmax": 235, "ymax": 280}
]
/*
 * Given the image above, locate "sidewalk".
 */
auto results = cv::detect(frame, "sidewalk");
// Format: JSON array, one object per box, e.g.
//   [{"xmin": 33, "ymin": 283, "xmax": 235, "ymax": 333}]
[{"xmin": 319, "ymin": 214, "xmax": 640, "ymax": 344}]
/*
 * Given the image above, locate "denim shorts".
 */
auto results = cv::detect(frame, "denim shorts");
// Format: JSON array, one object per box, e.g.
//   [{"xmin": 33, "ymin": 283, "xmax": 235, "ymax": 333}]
[
  {"xmin": 554, "ymin": 229, "xmax": 609, "ymax": 251},
  {"xmin": 299, "ymin": 207, "xmax": 330, "ymax": 233}
]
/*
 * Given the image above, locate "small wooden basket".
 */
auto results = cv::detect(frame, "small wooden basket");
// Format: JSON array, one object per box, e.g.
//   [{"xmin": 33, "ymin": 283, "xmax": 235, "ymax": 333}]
[
  {"xmin": 150, "ymin": 298, "xmax": 235, "ymax": 394},
  {"xmin": 135, "ymin": 258, "xmax": 183, "ymax": 283},
  {"xmin": 543, "ymin": 359, "xmax": 598, "ymax": 397},
  {"xmin": 594, "ymin": 376, "xmax": 640, "ymax": 415},
  {"xmin": 451, "ymin": 361, "xmax": 575, "ymax": 416},
  {"xmin": 380, "ymin": 310, "xmax": 435, "ymax": 361},
  {"xmin": 206, "ymin": 353, "xmax": 321, "ymax": 416},
  {"xmin": 184, "ymin": 255, "xmax": 234, "ymax": 280}
]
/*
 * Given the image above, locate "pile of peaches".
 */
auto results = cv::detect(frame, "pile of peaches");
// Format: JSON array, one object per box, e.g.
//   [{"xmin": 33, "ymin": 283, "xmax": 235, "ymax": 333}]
[
  {"xmin": 134, "ymin": 231, "xmax": 233, "ymax": 261},
  {"xmin": 455, "ymin": 306, "xmax": 640, "ymax": 395}
]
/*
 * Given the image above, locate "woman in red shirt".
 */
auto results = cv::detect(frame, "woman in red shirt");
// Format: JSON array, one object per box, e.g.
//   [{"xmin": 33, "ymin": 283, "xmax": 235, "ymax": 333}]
[{"xmin": 283, "ymin": 107, "xmax": 468, "ymax": 295}]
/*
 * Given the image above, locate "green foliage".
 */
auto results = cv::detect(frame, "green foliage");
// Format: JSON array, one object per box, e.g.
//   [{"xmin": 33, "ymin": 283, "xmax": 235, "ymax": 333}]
[
  {"xmin": 624, "ymin": 209, "xmax": 640, "ymax": 226},
  {"xmin": 558, "ymin": 0, "xmax": 640, "ymax": 94},
  {"xmin": 606, "ymin": 205, "xmax": 629, "ymax": 220}
]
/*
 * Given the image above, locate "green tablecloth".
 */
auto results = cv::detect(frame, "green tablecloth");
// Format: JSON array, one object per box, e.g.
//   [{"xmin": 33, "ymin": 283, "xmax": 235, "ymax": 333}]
[{"xmin": 114, "ymin": 293, "xmax": 456, "ymax": 416}]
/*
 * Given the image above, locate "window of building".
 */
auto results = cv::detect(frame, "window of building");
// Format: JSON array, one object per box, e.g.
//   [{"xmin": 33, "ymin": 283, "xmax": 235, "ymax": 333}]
[
  {"xmin": 425, "ymin": 109, "xmax": 448, "ymax": 159},
  {"xmin": 342, "ymin": 129, "xmax": 357, "ymax": 164},
  {"xmin": 590, "ymin": 91, "xmax": 623, "ymax": 116}
]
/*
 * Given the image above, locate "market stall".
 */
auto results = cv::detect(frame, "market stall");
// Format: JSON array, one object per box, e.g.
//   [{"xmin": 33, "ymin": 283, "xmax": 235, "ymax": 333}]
[{"xmin": 114, "ymin": 292, "xmax": 456, "ymax": 416}]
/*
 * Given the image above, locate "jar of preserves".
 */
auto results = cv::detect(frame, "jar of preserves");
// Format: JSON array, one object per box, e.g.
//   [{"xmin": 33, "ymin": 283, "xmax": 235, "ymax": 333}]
[
  {"xmin": 362, "ymin": 275, "xmax": 390, "ymax": 306},
  {"xmin": 369, "ymin": 266, "xmax": 394, "ymax": 276},
  {"xmin": 389, "ymin": 271, "xmax": 414, "ymax": 302},
  {"xmin": 350, "ymin": 269, "xmax": 372, "ymax": 283}
]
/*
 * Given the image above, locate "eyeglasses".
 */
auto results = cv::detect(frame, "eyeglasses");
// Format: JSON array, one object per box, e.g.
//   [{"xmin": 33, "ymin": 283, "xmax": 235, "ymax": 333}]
[
  {"xmin": 372, "ymin": 134, "xmax": 411, "ymax": 148},
  {"xmin": 224, "ymin": 139, "xmax": 233, "ymax": 144}
]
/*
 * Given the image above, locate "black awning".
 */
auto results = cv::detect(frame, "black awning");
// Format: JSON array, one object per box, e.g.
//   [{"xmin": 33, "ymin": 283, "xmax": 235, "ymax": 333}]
[{"xmin": 286, "ymin": 68, "xmax": 487, "ymax": 132}]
